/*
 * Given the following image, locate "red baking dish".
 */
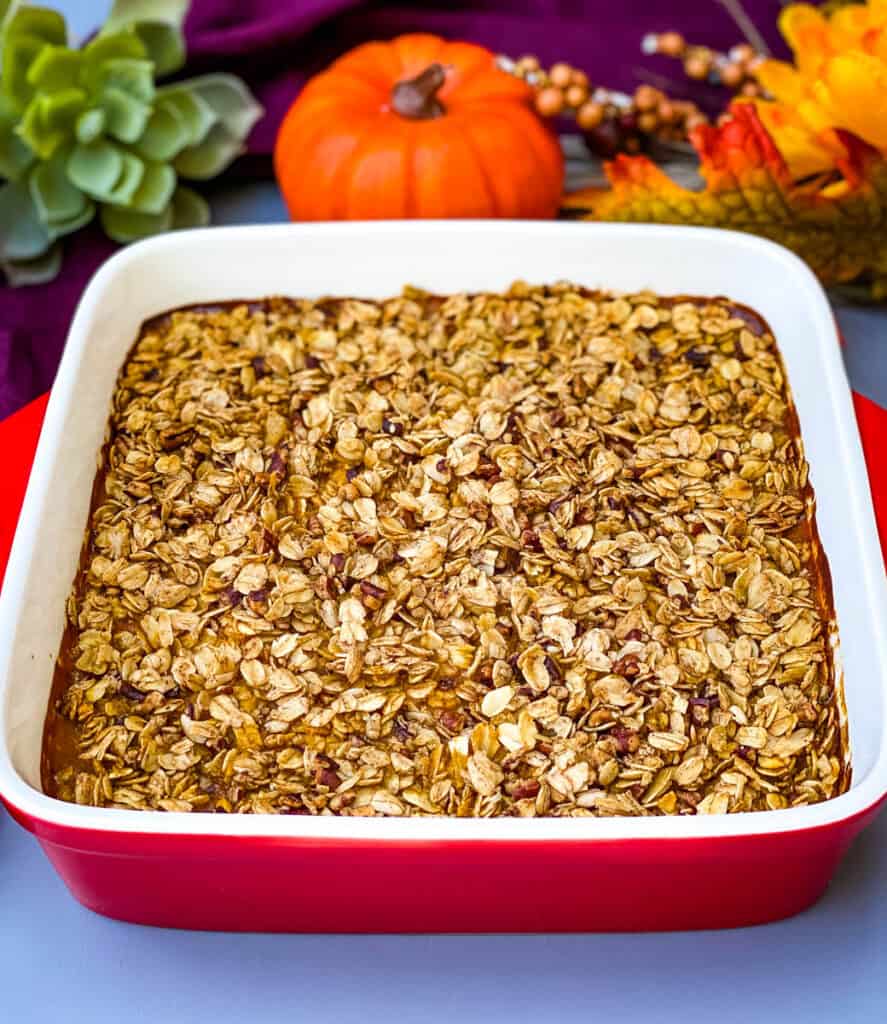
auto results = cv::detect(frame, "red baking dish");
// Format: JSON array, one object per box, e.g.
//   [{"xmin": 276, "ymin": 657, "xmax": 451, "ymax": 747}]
[{"xmin": 2, "ymin": 222, "xmax": 886, "ymax": 932}]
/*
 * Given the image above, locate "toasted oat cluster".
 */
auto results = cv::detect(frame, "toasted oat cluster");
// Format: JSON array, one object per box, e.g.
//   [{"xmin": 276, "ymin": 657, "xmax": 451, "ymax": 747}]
[{"xmin": 44, "ymin": 283, "xmax": 848, "ymax": 816}]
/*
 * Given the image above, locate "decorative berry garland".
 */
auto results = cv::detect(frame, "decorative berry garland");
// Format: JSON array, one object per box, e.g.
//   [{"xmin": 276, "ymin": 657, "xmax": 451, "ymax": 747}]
[
  {"xmin": 642, "ymin": 33, "xmax": 766, "ymax": 97},
  {"xmin": 498, "ymin": 32, "xmax": 770, "ymax": 158}
]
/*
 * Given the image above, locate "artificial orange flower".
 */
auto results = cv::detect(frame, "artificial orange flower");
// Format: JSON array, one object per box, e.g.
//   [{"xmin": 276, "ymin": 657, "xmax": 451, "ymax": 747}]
[
  {"xmin": 753, "ymin": 102, "xmax": 841, "ymax": 179},
  {"xmin": 752, "ymin": 0, "xmax": 887, "ymax": 177}
]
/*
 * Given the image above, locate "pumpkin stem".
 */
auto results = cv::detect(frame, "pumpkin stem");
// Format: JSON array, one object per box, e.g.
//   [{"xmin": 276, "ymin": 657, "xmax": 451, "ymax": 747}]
[{"xmin": 391, "ymin": 63, "xmax": 448, "ymax": 120}]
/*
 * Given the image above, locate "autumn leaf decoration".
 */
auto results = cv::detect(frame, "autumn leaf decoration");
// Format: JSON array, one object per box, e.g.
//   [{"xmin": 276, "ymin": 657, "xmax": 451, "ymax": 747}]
[
  {"xmin": 564, "ymin": 101, "xmax": 887, "ymax": 297},
  {"xmin": 567, "ymin": 0, "xmax": 887, "ymax": 298}
]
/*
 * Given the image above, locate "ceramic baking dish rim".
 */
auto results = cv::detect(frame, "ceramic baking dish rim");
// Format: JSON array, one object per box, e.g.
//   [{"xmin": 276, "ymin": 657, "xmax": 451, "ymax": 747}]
[{"xmin": 2, "ymin": 221, "xmax": 886, "ymax": 843}]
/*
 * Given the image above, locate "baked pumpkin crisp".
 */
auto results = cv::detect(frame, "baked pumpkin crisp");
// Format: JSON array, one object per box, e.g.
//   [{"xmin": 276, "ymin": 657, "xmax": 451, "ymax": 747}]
[{"xmin": 43, "ymin": 283, "xmax": 848, "ymax": 815}]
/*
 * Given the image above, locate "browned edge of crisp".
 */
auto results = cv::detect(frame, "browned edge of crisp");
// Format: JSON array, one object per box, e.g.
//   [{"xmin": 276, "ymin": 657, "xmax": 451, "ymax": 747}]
[
  {"xmin": 770, "ymin": 334, "xmax": 850, "ymax": 796},
  {"xmin": 40, "ymin": 289, "xmax": 850, "ymax": 802}
]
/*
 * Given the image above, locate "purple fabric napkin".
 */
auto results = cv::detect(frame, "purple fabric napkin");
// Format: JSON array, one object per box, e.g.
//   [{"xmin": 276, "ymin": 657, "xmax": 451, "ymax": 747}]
[{"xmin": 0, "ymin": 0, "xmax": 787, "ymax": 419}]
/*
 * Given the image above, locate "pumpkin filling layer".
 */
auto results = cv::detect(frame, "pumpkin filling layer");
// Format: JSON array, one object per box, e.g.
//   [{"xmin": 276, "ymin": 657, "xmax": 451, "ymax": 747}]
[{"xmin": 42, "ymin": 284, "xmax": 847, "ymax": 815}]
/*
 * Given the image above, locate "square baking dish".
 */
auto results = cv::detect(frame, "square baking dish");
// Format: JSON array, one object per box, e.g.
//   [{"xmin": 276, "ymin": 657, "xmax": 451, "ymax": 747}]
[{"xmin": 1, "ymin": 221, "xmax": 885, "ymax": 932}]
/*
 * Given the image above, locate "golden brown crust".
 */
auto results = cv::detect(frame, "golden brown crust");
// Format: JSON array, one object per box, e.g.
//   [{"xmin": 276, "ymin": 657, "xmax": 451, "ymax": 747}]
[{"xmin": 42, "ymin": 284, "xmax": 847, "ymax": 816}]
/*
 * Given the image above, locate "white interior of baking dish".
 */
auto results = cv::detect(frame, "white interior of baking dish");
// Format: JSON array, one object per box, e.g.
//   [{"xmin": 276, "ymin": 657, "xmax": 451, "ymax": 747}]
[{"xmin": 2, "ymin": 221, "xmax": 886, "ymax": 840}]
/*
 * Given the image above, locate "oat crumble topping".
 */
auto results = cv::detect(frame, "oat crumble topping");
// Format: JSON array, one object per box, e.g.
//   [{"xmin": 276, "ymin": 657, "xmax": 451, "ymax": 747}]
[{"xmin": 43, "ymin": 283, "xmax": 848, "ymax": 816}]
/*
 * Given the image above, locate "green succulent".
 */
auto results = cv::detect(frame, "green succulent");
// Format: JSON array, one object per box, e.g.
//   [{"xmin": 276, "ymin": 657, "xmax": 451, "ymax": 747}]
[{"xmin": 0, "ymin": 0, "xmax": 263, "ymax": 285}]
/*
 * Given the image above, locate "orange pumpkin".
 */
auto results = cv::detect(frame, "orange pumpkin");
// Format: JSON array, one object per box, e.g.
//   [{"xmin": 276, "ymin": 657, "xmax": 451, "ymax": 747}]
[{"xmin": 274, "ymin": 34, "xmax": 564, "ymax": 220}]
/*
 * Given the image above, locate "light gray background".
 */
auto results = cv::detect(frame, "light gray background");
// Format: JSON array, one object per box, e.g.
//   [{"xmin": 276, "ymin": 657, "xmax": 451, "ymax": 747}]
[{"xmin": 1, "ymin": 4, "xmax": 885, "ymax": 1020}]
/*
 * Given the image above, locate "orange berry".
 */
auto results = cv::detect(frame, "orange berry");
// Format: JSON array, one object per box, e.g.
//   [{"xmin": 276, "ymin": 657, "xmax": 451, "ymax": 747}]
[
  {"xmin": 741, "ymin": 81, "xmax": 761, "ymax": 97},
  {"xmin": 684, "ymin": 54, "xmax": 711, "ymax": 79},
  {"xmin": 731, "ymin": 43, "xmax": 755, "ymax": 64},
  {"xmin": 638, "ymin": 112, "xmax": 659, "ymax": 133},
  {"xmin": 535, "ymin": 86, "xmax": 565, "ymax": 117},
  {"xmin": 570, "ymin": 69, "xmax": 589, "ymax": 89},
  {"xmin": 634, "ymin": 84, "xmax": 660, "ymax": 111},
  {"xmin": 565, "ymin": 84, "xmax": 588, "ymax": 108},
  {"xmin": 658, "ymin": 32, "xmax": 685, "ymax": 57},
  {"xmin": 720, "ymin": 63, "xmax": 744, "ymax": 88},
  {"xmin": 518, "ymin": 55, "xmax": 541, "ymax": 72},
  {"xmin": 576, "ymin": 100, "xmax": 605, "ymax": 130},
  {"xmin": 549, "ymin": 62, "xmax": 573, "ymax": 88},
  {"xmin": 685, "ymin": 113, "xmax": 708, "ymax": 133},
  {"xmin": 657, "ymin": 100, "xmax": 676, "ymax": 124}
]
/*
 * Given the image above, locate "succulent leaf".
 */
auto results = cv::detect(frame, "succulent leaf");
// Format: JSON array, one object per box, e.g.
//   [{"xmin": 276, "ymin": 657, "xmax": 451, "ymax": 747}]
[
  {"xmin": 2, "ymin": 32, "xmax": 43, "ymax": 108},
  {"xmin": 95, "ymin": 56, "xmax": 155, "ymax": 104},
  {"xmin": 101, "ymin": 198, "xmax": 173, "ymax": 242},
  {"xmin": 102, "ymin": 86, "xmax": 151, "ymax": 142},
  {"xmin": 80, "ymin": 28, "xmax": 146, "ymax": 93},
  {"xmin": 29, "ymin": 152, "xmax": 86, "ymax": 223},
  {"xmin": 1, "ymin": 241, "xmax": 62, "ymax": 287},
  {"xmin": 44, "ymin": 86, "xmax": 88, "ymax": 125},
  {"xmin": 0, "ymin": 101, "xmax": 33, "ymax": 178},
  {"xmin": 0, "ymin": 179, "xmax": 52, "ymax": 260},
  {"xmin": 25, "ymin": 44, "xmax": 81, "ymax": 92},
  {"xmin": 18, "ymin": 88, "xmax": 92, "ymax": 163},
  {"xmin": 131, "ymin": 21, "xmax": 186, "ymax": 77},
  {"xmin": 128, "ymin": 159, "xmax": 175, "ymax": 213},
  {"xmin": 102, "ymin": 0, "xmax": 189, "ymax": 76},
  {"xmin": 45, "ymin": 197, "xmax": 95, "ymax": 239},
  {"xmin": 155, "ymin": 84, "xmax": 216, "ymax": 147},
  {"xmin": 100, "ymin": 181, "xmax": 208, "ymax": 243},
  {"xmin": 75, "ymin": 107, "xmax": 105, "ymax": 143},
  {"xmin": 185, "ymin": 74, "xmax": 264, "ymax": 142},
  {"xmin": 174, "ymin": 121, "xmax": 250, "ymax": 180},
  {"xmin": 67, "ymin": 139, "xmax": 146, "ymax": 206},
  {"xmin": 67, "ymin": 138, "xmax": 123, "ymax": 197},
  {"xmin": 105, "ymin": 148, "xmax": 144, "ymax": 204},
  {"xmin": 170, "ymin": 183, "xmax": 210, "ymax": 229},
  {"xmin": 2, "ymin": 9, "xmax": 68, "ymax": 107},
  {"xmin": 169, "ymin": 76, "xmax": 263, "ymax": 179},
  {"xmin": 4, "ymin": 5, "xmax": 65, "ymax": 45},
  {"xmin": 136, "ymin": 99, "xmax": 191, "ymax": 160},
  {"xmin": 0, "ymin": 0, "xmax": 19, "ymax": 33}
]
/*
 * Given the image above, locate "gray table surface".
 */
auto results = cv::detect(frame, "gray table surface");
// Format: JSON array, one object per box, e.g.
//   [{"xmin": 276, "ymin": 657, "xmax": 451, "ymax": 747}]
[{"xmin": 2, "ymin": 4, "xmax": 886, "ymax": 1020}]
